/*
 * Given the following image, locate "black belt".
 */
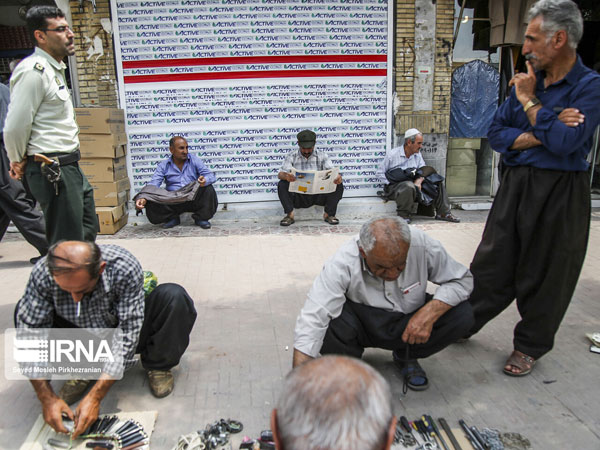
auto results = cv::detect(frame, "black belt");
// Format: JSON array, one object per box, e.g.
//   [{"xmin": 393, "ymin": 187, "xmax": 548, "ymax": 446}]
[{"xmin": 28, "ymin": 149, "xmax": 80, "ymax": 166}]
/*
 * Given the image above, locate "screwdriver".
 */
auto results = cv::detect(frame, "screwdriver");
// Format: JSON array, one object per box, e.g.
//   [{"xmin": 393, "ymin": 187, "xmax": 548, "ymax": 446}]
[
  {"xmin": 424, "ymin": 414, "xmax": 450, "ymax": 450},
  {"xmin": 399, "ymin": 416, "xmax": 418, "ymax": 444}
]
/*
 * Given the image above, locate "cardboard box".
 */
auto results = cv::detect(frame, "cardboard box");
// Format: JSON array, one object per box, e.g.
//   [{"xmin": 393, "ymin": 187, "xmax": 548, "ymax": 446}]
[
  {"xmin": 76, "ymin": 108, "xmax": 125, "ymax": 134},
  {"xmin": 96, "ymin": 204, "xmax": 128, "ymax": 235},
  {"xmin": 447, "ymin": 148, "xmax": 477, "ymax": 166},
  {"xmin": 449, "ymin": 138, "xmax": 481, "ymax": 149},
  {"xmin": 92, "ymin": 179, "xmax": 130, "ymax": 206},
  {"xmin": 446, "ymin": 164, "xmax": 477, "ymax": 197},
  {"xmin": 80, "ymin": 157, "xmax": 128, "ymax": 183},
  {"xmin": 79, "ymin": 133, "xmax": 128, "ymax": 158}
]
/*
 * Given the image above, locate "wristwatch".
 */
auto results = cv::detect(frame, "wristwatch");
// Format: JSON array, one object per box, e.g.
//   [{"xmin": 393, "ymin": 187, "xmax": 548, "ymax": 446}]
[{"xmin": 523, "ymin": 97, "xmax": 541, "ymax": 113}]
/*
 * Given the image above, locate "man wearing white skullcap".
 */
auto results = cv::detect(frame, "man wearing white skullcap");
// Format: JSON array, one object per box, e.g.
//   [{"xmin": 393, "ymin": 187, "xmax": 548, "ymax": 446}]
[{"xmin": 376, "ymin": 129, "xmax": 459, "ymax": 223}]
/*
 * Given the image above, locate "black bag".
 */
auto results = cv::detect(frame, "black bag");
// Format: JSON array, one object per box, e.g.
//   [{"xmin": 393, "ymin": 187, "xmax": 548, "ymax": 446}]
[{"xmin": 385, "ymin": 167, "xmax": 418, "ymax": 184}]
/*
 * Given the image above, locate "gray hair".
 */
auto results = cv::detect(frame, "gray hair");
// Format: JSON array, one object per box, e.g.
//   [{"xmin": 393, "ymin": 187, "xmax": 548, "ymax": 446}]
[
  {"xmin": 528, "ymin": 0, "xmax": 583, "ymax": 49},
  {"xmin": 359, "ymin": 217, "xmax": 411, "ymax": 254},
  {"xmin": 276, "ymin": 355, "xmax": 393, "ymax": 450}
]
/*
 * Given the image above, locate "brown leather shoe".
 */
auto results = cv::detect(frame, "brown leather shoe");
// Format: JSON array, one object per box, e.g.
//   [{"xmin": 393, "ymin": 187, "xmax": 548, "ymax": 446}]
[
  {"xmin": 58, "ymin": 379, "xmax": 94, "ymax": 405},
  {"xmin": 148, "ymin": 370, "xmax": 174, "ymax": 398}
]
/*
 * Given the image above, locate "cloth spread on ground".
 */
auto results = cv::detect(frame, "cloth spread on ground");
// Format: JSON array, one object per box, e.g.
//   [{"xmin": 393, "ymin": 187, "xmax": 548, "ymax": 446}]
[
  {"xmin": 133, "ymin": 181, "xmax": 200, "ymax": 205},
  {"xmin": 19, "ymin": 410, "xmax": 157, "ymax": 450}
]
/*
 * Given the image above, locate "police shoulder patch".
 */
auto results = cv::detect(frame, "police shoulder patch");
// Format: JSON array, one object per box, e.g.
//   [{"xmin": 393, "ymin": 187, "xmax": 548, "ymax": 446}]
[{"xmin": 33, "ymin": 62, "xmax": 45, "ymax": 73}]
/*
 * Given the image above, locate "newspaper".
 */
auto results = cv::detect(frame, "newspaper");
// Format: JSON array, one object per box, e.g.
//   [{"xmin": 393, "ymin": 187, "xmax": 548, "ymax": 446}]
[{"xmin": 288, "ymin": 167, "xmax": 339, "ymax": 195}]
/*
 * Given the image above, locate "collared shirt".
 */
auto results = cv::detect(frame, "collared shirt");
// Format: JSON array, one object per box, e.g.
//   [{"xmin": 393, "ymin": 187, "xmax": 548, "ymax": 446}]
[
  {"xmin": 3, "ymin": 47, "xmax": 79, "ymax": 163},
  {"xmin": 280, "ymin": 148, "xmax": 334, "ymax": 173},
  {"xmin": 14, "ymin": 245, "xmax": 145, "ymax": 375},
  {"xmin": 294, "ymin": 227, "xmax": 473, "ymax": 358},
  {"xmin": 147, "ymin": 153, "xmax": 216, "ymax": 191},
  {"xmin": 488, "ymin": 55, "xmax": 600, "ymax": 171},
  {"xmin": 376, "ymin": 145, "xmax": 426, "ymax": 184}
]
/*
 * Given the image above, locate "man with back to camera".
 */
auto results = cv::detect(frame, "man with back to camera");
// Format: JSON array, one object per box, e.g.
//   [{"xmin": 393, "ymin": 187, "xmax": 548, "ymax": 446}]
[
  {"xmin": 466, "ymin": 0, "xmax": 600, "ymax": 376},
  {"xmin": 15, "ymin": 240, "xmax": 197, "ymax": 438},
  {"xmin": 376, "ymin": 128, "xmax": 459, "ymax": 224},
  {"xmin": 293, "ymin": 217, "xmax": 474, "ymax": 391},
  {"xmin": 0, "ymin": 78, "xmax": 48, "ymax": 263},
  {"xmin": 271, "ymin": 355, "xmax": 396, "ymax": 450},
  {"xmin": 3, "ymin": 6, "xmax": 97, "ymax": 245},
  {"xmin": 277, "ymin": 130, "xmax": 343, "ymax": 226},
  {"xmin": 134, "ymin": 135, "xmax": 218, "ymax": 229}
]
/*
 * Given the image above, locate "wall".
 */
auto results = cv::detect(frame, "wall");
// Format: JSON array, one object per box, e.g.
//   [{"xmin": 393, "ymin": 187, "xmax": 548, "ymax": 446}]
[
  {"xmin": 394, "ymin": 0, "xmax": 453, "ymax": 140},
  {"xmin": 69, "ymin": 0, "xmax": 118, "ymax": 106}
]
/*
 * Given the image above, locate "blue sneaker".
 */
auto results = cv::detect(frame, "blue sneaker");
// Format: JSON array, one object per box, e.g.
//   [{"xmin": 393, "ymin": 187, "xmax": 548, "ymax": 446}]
[
  {"xmin": 194, "ymin": 219, "xmax": 211, "ymax": 229},
  {"xmin": 162, "ymin": 216, "xmax": 180, "ymax": 229}
]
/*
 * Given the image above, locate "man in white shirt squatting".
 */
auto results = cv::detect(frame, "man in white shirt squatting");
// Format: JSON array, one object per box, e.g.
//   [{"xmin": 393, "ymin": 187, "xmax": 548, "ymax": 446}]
[{"xmin": 293, "ymin": 217, "xmax": 474, "ymax": 391}]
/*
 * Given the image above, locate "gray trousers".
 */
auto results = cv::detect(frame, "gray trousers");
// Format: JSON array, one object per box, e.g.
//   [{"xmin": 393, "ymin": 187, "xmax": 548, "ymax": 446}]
[
  {"xmin": 386, "ymin": 180, "xmax": 451, "ymax": 218},
  {"xmin": 0, "ymin": 140, "xmax": 48, "ymax": 256}
]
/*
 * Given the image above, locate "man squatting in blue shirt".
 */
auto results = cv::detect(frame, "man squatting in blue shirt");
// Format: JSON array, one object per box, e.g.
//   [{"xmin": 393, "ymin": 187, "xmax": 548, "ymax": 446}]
[
  {"xmin": 134, "ymin": 136, "xmax": 218, "ymax": 229},
  {"xmin": 465, "ymin": 0, "xmax": 600, "ymax": 377}
]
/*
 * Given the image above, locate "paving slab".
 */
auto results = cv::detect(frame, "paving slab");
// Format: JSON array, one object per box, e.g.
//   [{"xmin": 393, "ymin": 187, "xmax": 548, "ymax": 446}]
[{"xmin": 1, "ymin": 208, "xmax": 599, "ymax": 449}]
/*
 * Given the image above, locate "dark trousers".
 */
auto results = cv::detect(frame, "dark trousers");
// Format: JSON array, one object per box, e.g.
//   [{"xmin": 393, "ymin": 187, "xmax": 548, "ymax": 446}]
[
  {"xmin": 145, "ymin": 184, "xmax": 218, "ymax": 225},
  {"xmin": 25, "ymin": 160, "xmax": 97, "ymax": 245},
  {"xmin": 48, "ymin": 283, "xmax": 197, "ymax": 371},
  {"xmin": 277, "ymin": 179, "xmax": 344, "ymax": 216},
  {"xmin": 320, "ymin": 299, "xmax": 474, "ymax": 360},
  {"xmin": 468, "ymin": 166, "xmax": 590, "ymax": 359},
  {"xmin": 0, "ymin": 142, "xmax": 48, "ymax": 255},
  {"xmin": 386, "ymin": 180, "xmax": 451, "ymax": 218}
]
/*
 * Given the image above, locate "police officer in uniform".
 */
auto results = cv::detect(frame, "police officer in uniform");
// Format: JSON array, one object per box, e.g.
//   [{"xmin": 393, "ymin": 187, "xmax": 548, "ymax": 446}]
[{"xmin": 3, "ymin": 6, "xmax": 97, "ymax": 245}]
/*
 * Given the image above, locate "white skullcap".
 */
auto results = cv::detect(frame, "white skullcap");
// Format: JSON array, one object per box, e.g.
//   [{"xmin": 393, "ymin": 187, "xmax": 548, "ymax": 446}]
[{"xmin": 404, "ymin": 128, "xmax": 422, "ymax": 140}]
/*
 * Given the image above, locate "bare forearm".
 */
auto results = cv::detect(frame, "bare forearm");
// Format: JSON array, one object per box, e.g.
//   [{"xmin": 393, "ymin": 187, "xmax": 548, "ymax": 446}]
[
  {"xmin": 86, "ymin": 377, "xmax": 115, "ymax": 402},
  {"xmin": 31, "ymin": 379, "xmax": 58, "ymax": 403},
  {"xmin": 510, "ymin": 132, "xmax": 542, "ymax": 150},
  {"xmin": 292, "ymin": 348, "xmax": 313, "ymax": 368}
]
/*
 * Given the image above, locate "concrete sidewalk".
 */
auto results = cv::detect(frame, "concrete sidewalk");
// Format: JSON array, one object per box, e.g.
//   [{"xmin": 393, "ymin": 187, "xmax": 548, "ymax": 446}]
[{"xmin": 1, "ymin": 207, "xmax": 599, "ymax": 449}]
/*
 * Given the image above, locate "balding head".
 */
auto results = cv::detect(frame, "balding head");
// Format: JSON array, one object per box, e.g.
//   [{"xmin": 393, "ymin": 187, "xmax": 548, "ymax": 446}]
[
  {"xmin": 47, "ymin": 241, "xmax": 105, "ymax": 303},
  {"xmin": 272, "ymin": 355, "xmax": 395, "ymax": 450},
  {"xmin": 47, "ymin": 241, "xmax": 102, "ymax": 278}
]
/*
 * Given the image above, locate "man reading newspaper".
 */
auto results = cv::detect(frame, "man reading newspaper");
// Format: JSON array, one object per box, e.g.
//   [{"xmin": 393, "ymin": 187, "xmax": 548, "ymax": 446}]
[{"xmin": 277, "ymin": 130, "xmax": 343, "ymax": 226}]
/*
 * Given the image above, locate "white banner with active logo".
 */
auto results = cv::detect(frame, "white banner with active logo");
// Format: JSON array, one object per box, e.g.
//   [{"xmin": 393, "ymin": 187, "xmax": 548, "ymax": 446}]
[{"xmin": 111, "ymin": 0, "xmax": 393, "ymax": 203}]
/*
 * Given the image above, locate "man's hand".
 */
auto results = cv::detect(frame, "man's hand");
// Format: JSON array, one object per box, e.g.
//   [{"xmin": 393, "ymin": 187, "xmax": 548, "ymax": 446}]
[
  {"xmin": 333, "ymin": 174, "xmax": 342, "ymax": 185},
  {"xmin": 413, "ymin": 177, "xmax": 424, "ymax": 189},
  {"xmin": 71, "ymin": 376, "xmax": 115, "ymax": 438},
  {"xmin": 9, "ymin": 160, "xmax": 26, "ymax": 180},
  {"xmin": 558, "ymin": 108, "xmax": 585, "ymax": 127},
  {"xmin": 509, "ymin": 61, "xmax": 537, "ymax": 107},
  {"xmin": 72, "ymin": 393, "xmax": 101, "ymax": 439},
  {"xmin": 198, "ymin": 175, "xmax": 206, "ymax": 187},
  {"xmin": 41, "ymin": 396, "xmax": 74, "ymax": 434},
  {"xmin": 292, "ymin": 348, "xmax": 313, "ymax": 368},
  {"xmin": 135, "ymin": 198, "xmax": 146, "ymax": 210},
  {"xmin": 402, "ymin": 300, "xmax": 451, "ymax": 345},
  {"xmin": 279, "ymin": 171, "xmax": 296, "ymax": 182}
]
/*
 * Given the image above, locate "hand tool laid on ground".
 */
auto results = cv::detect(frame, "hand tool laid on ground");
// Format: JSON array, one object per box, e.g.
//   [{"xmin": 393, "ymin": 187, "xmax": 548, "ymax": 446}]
[
  {"xmin": 395, "ymin": 416, "xmax": 417, "ymax": 447},
  {"xmin": 438, "ymin": 417, "xmax": 463, "ymax": 450},
  {"xmin": 424, "ymin": 415, "xmax": 450, "ymax": 450},
  {"xmin": 459, "ymin": 419, "xmax": 485, "ymax": 450}
]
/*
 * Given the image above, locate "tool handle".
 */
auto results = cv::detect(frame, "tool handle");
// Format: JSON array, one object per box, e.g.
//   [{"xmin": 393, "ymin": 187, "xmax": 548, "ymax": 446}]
[
  {"xmin": 438, "ymin": 418, "xmax": 463, "ymax": 450},
  {"xmin": 427, "ymin": 415, "xmax": 450, "ymax": 450},
  {"xmin": 34, "ymin": 153, "xmax": 55, "ymax": 165},
  {"xmin": 400, "ymin": 416, "xmax": 412, "ymax": 434}
]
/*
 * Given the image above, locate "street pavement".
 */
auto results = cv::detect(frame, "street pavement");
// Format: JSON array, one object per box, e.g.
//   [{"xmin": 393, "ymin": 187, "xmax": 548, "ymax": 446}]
[{"xmin": 1, "ymin": 204, "xmax": 599, "ymax": 449}]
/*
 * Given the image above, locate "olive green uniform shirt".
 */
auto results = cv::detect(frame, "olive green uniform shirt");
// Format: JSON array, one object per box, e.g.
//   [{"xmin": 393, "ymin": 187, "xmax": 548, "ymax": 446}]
[{"xmin": 3, "ymin": 47, "xmax": 79, "ymax": 163}]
